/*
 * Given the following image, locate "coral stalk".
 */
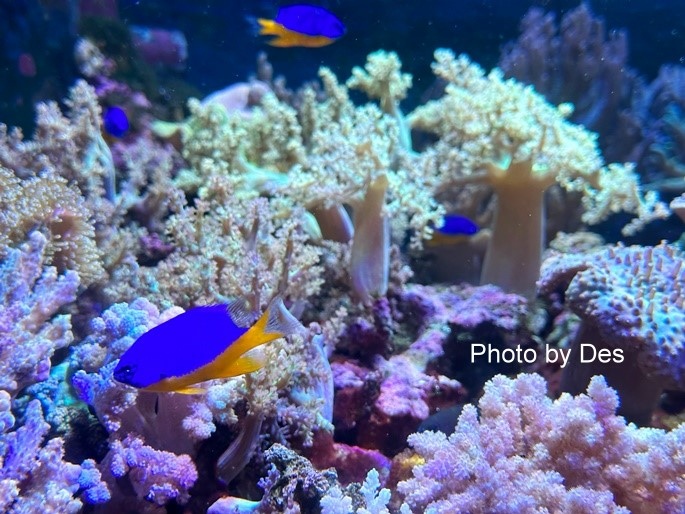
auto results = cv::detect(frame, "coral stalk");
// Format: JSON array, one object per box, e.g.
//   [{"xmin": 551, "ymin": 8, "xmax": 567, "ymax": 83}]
[
  {"xmin": 480, "ymin": 158, "xmax": 554, "ymax": 299},
  {"xmin": 350, "ymin": 174, "xmax": 390, "ymax": 303}
]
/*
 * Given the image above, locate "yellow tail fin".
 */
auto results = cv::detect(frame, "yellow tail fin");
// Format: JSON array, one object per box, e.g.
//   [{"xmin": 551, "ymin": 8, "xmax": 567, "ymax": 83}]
[
  {"xmin": 208, "ymin": 297, "xmax": 304, "ymax": 379},
  {"xmin": 257, "ymin": 18, "xmax": 282, "ymax": 36}
]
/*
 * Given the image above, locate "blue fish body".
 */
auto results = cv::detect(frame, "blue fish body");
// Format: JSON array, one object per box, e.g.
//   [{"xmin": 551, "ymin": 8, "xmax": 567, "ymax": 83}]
[
  {"xmin": 275, "ymin": 4, "xmax": 346, "ymax": 39},
  {"xmin": 438, "ymin": 214, "xmax": 479, "ymax": 236},
  {"xmin": 113, "ymin": 298, "xmax": 302, "ymax": 393},
  {"xmin": 103, "ymin": 106, "xmax": 129, "ymax": 138},
  {"xmin": 427, "ymin": 214, "xmax": 480, "ymax": 247}
]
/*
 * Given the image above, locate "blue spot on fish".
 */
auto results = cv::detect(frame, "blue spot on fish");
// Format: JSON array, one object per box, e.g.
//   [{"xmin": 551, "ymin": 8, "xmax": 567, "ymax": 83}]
[
  {"xmin": 437, "ymin": 214, "xmax": 479, "ymax": 236},
  {"xmin": 103, "ymin": 106, "xmax": 129, "ymax": 138}
]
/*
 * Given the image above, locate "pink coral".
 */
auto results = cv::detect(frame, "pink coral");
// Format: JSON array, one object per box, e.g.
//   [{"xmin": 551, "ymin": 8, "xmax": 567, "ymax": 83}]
[
  {"xmin": 106, "ymin": 435, "xmax": 197, "ymax": 505},
  {"xmin": 398, "ymin": 373, "xmax": 685, "ymax": 514}
]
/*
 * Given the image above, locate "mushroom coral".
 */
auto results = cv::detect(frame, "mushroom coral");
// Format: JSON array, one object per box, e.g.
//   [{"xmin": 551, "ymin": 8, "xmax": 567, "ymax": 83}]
[
  {"xmin": 410, "ymin": 50, "xmax": 667, "ymax": 298},
  {"xmin": 538, "ymin": 242, "xmax": 685, "ymax": 425}
]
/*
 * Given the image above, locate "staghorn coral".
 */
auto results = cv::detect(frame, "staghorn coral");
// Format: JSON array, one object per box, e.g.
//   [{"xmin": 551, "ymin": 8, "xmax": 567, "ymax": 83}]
[
  {"xmin": 397, "ymin": 373, "xmax": 685, "ymax": 514},
  {"xmin": 0, "ymin": 393, "xmax": 109, "ymax": 513},
  {"xmin": 410, "ymin": 49, "xmax": 667, "ymax": 297},
  {"xmin": 0, "ymin": 232, "xmax": 79, "ymax": 395},
  {"xmin": 538, "ymin": 242, "xmax": 685, "ymax": 425}
]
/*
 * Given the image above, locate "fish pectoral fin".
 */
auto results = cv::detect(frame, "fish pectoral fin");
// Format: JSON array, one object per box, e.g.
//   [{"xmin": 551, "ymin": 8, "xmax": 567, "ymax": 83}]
[
  {"xmin": 219, "ymin": 352, "xmax": 266, "ymax": 378},
  {"xmin": 265, "ymin": 34, "xmax": 299, "ymax": 47},
  {"xmin": 173, "ymin": 386, "xmax": 207, "ymax": 395}
]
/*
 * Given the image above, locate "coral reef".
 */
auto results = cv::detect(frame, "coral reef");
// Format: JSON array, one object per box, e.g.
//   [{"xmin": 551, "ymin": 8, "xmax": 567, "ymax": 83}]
[
  {"xmin": 0, "ymin": 232, "xmax": 79, "ymax": 395},
  {"xmin": 410, "ymin": 49, "xmax": 667, "ymax": 297},
  {"xmin": 0, "ymin": 393, "xmax": 109, "ymax": 513},
  {"xmin": 0, "ymin": 14, "xmax": 683, "ymax": 513},
  {"xmin": 499, "ymin": 4, "xmax": 644, "ymax": 164}
]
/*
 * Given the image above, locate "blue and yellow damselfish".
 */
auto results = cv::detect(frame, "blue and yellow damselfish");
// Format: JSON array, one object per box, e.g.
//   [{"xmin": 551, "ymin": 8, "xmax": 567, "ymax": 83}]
[
  {"xmin": 256, "ymin": 4, "xmax": 346, "ymax": 48},
  {"xmin": 113, "ymin": 297, "xmax": 303, "ymax": 394}
]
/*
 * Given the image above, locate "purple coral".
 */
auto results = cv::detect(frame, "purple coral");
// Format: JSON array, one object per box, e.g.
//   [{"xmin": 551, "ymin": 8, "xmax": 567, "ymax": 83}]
[
  {"xmin": 634, "ymin": 65, "xmax": 685, "ymax": 190},
  {"xmin": 0, "ymin": 231, "xmax": 79, "ymax": 394},
  {"xmin": 0, "ymin": 394, "xmax": 109, "ymax": 512},
  {"xmin": 398, "ymin": 373, "xmax": 685, "ymax": 513},
  {"xmin": 539, "ymin": 242, "xmax": 685, "ymax": 425},
  {"xmin": 499, "ymin": 4, "xmax": 643, "ymax": 163},
  {"xmin": 106, "ymin": 435, "xmax": 198, "ymax": 505}
]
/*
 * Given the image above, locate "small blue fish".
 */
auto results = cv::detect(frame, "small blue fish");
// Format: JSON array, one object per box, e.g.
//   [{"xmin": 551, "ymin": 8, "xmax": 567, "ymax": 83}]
[
  {"xmin": 427, "ymin": 214, "xmax": 479, "ymax": 246},
  {"xmin": 113, "ymin": 297, "xmax": 303, "ymax": 394},
  {"xmin": 256, "ymin": 4, "xmax": 346, "ymax": 48},
  {"xmin": 103, "ymin": 106, "xmax": 129, "ymax": 138}
]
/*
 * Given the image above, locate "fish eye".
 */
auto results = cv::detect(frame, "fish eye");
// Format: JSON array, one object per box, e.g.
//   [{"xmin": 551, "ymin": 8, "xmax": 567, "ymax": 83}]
[{"xmin": 114, "ymin": 363, "xmax": 137, "ymax": 382}]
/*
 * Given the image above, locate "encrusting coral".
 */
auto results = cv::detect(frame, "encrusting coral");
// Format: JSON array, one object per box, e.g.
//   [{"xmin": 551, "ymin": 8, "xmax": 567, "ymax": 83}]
[{"xmin": 538, "ymin": 241, "xmax": 685, "ymax": 425}]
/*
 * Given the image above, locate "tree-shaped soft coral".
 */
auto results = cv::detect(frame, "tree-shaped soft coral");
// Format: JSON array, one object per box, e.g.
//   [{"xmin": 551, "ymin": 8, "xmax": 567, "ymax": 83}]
[{"xmin": 410, "ymin": 50, "xmax": 667, "ymax": 298}]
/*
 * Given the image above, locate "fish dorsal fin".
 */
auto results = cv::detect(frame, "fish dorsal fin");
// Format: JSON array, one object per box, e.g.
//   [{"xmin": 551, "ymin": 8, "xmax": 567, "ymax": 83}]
[{"xmin": 227, "ymin": 298, "xmax": 257, "ymax": 328}]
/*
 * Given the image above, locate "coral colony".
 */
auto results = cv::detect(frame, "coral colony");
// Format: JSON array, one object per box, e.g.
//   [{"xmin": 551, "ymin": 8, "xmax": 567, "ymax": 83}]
[{"xmin": 2, "ymin": 4, "xmax": 685, "ymax": 514}]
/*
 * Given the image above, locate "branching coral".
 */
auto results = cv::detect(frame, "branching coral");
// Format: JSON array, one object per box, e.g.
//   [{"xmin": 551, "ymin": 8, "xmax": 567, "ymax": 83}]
[
  {"xmin": 0, "ymin": 80, "xmax": 113, "ymax": 197},
  {"xmin": 0, "ymin": 393, "xmax": 109, "ymax": 513},
  {"xmin": 71, "ymin": 296, "xmax": 335, "ymax": 506},
  {"xmin": 0, "ymin": 232, "xmax": 79, "ymax": 395},
  {"xmin": 164, "ymin": 58, "xmax": 442, "ymax": 291},
  {"xmin": 397, "ymin": 373, "xmax": 685, "ymax": 514},
  {"xmin": 147, "ymin": 185, "xmax": 323, "ymax": 309},
  {"xmin": 167, "ymin": 93, "xmax": 302, "ymax": 196},
  {"xmin": 71, "ymin": 298, "xmax": 210, "ymax": 451},
  {"xmin": 410, "ymin": 49, "xmax": 667, "ymax": 297},
  {"xmin": 348, "ymin": 50, "xmax": 413, "ymax": 151},
  {"xmin": 105, "ymin": 435, "xmax": 198, "ymax": 506}
]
